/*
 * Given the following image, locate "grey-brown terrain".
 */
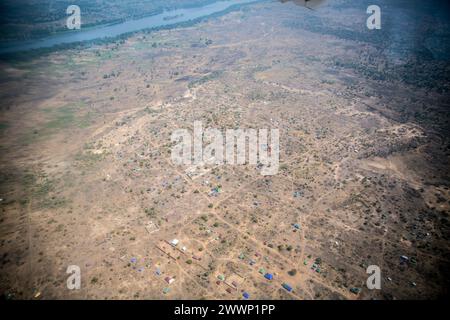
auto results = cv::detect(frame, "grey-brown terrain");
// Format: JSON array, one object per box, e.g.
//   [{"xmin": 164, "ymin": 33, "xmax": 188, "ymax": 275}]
[{"xmin": 0, "ymin": 0, "xmax": 449, "ymax": 299}]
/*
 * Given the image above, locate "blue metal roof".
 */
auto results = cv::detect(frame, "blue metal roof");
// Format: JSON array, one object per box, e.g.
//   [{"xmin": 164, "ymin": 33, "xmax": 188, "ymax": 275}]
[
  {"xmin": 264, "ymin": 273, "xmax": 273, "ymax": 280},
  {"xmin": 282, "ymin": 283, "xmax": 293, "ymax": 292}
]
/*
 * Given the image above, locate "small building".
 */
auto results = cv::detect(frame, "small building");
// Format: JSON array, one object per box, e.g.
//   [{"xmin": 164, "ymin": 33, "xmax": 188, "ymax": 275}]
[
  {"xmin": 264, "ymin": 273, "xmax": 273, "ymax": 280},
  {"xmin": 282, "ymin": 283, "xmax": 293, "ymax": 292},
  {"xmin": 293, "ymin": 223, "xmax": 300, "ymax": 229},
  {"xmin": 350, "ymin": 287, "xmax": 361, "ymax": 294},
  {"xmin": 226, "ymin": 288, "xmax": 232, "ymax": 294},
  {"xmin": 170, "ymin": 239, "xmax": 179, "ymax": 246},
  {"xmin": 164, "ymin": 277, "xmax": 175, "ymax": 284},
  {"xmin": 243, "ymin": 292, "xmax": 250, "ymax": 299},
  {"xmin": 218, "ymin": 274, "xmax": 225, "ymax": 281},
  {"xmin": 258, "ymin": 268, "xmax": 266, "ymax": 274},
  {"xmin": 293, "ymin": 191, "xmax": 303, "ymax": 198}
]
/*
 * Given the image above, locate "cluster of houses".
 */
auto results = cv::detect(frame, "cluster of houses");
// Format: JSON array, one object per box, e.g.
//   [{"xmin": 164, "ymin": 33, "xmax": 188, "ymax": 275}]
[{"xmin": 160, "ymin": 237, "xmax": 298, "ymax": 298}]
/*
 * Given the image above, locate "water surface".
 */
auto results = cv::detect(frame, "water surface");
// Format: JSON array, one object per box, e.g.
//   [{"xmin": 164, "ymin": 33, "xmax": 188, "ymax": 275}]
[{"xmin": 0, "ymin": 0, "xmax": 259, "ymax": 54}]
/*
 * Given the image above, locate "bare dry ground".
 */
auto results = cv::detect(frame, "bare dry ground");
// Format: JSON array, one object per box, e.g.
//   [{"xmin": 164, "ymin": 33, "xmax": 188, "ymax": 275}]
[{"xmin": 0, "ymin": 1, "xmax": 449, "ymax": 299}]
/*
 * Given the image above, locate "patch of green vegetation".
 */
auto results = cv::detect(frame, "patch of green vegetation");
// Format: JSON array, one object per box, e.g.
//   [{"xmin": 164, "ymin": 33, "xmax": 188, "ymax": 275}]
[
  {"xmin": 0, "ymin": 122, "xmax": 9, "ymax": 133},
  {"xmin": 75, "ymin": 151, "xmax": 104, "ymax": 168},
  {"xmin": 144, "ymin": 106, "xmax": 161, "ymax": 114},
  {"xmin": 98, "ymin": 50, "xmax": 116, "ymax": 61},
  {"xmin": 34, "ymin": 178, "xmax": 54, "ymax": 197},
  {"xmin": 188, "ymin": 70, "xmax": 223, "ymax": 88},
  {"xmin": 21, "ymin": 172, "xmax": 37, "ymax": 188},
  {"xmin": 42, "ymin": 101, "xmax": 91, "ymax": 130},
  {"xmin": 16, "ymin": 130, "xmax": 39, "ymax": 147},
  {"xmin": 133, "ymin": 41, "xmax": 162, "ymax": 51},
  {"xmin": 17, "ymin": 101, "xmax": 95, "ymax": 146},
  {"xmin": 321, "ymin": 79, "xmax": 335, "ymax": 85},
  {"xmin": 42, "ymin": 195, "xmax": 68, "ymax": 209},
  {"xmin": 332, "ymin": 59, "xmax": 388, "ymax": 82},
  {"xmin": 252, "ymin": 65, "xmax": 271, "ymax": 74},
  {"xmin": 145, "ymin": 207, "xmax": 157, "ymax": 218},
  {"xmin": 44, "ymin": 105, "xmax": 76, "ymax": 130},
  {"xmin": 19, "ymin": 172, "xmax": 68, "ymax": 209}
]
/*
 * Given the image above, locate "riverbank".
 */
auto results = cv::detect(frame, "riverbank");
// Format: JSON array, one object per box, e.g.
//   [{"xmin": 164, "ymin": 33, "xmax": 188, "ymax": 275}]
[{"xmin": 0, "ymin": 0, "xmax": 261, "ymax": 60}]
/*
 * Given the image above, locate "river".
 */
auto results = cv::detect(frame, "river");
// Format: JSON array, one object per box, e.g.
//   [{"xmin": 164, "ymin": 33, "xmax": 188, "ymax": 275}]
[{"xmin": 0, "ymin": 0, "xmax": 260, "ymax": 54}]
